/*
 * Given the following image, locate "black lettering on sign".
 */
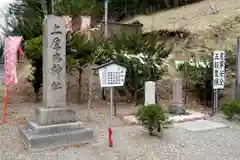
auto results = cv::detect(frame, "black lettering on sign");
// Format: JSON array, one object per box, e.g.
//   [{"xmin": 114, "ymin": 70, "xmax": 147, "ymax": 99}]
[
  {"xmin": 51, "ymin": 24, "xmax": 62, "ymax": 35},
  {"xmin": 219, "ymin": 78, "xmax": 224, "ymax": 85},
  {"xmin": 214, "ymin": 53, "xmax": 220, "ymax": 60},
  {"xmin": 214, "ymin": 78, "xmax": 220, "ymax": 85},
  {"xmin": 52, "ymin": 52, "xmax": 62, "ymax": 62},
  {"xmin": 51, "ymin": 64, "xmax": 63, "ymax": 76},
  {"xmin": 50, "ymin": 37, "xmax": 61, "ymax": 50},
  {"xmin": 219, "ymin": 61, "xmax": 224, "ymax": 68},
  {"xmin": 219, "ymin": 70, "xmax": 224, "ymax": 77},
  {"xmin": 220, "ymin": 52, "xmax": 224, "ymax": 60},
  {"xmin": 51, "ymin": 81, "xmax": 62, "ymax": 90},
  {"xmin": 214, "ymin": 70, "xmax": 219, "ymax": 77},
  {"xmin": 214, "ymin": 61, "xmax": 219, "ymax": 69}
]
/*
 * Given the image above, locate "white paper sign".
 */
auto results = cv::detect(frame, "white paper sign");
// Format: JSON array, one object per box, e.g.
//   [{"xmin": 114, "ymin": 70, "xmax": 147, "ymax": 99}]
[
  {"xmin": 98, "ymin": 63, "xmax": 126, "ymax": 87},
  {"xmin": 213, "ymin": 50, "xmax": 225, "ymax": 89}
]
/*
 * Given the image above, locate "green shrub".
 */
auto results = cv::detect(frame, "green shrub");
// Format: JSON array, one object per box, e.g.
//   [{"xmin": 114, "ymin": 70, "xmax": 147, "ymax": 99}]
[
  {"xmin": 136, "ymin": 104, "xmax": 168, "ymax": 135},
  {"xmin": 221, "ymin": 101, "xmax": 240, "ymax": 119},
  {"xmin": 25, "ymin": 36, "xmax": 43, "ymax": 102}
]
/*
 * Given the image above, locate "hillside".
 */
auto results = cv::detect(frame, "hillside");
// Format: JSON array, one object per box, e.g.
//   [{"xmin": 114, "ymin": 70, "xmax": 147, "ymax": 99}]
[
  {"xmin": 7, "ymin": 0, "xmax": 240, "ymax": 104},
  {"xmin": 122, "ymin": 0, "xmax": 240, "ymax": 83},
  {"xmin": 123, "ymin": 0, "xmax": 240, "ymax": 33}
]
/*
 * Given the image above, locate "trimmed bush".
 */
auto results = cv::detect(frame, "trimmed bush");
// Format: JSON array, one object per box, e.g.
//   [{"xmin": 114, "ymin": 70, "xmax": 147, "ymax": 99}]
[
  {"xmin": 221, "ymin": 101, "xmax": 240, "ymax": 119},
  {"xmin": 136, "ymin": 104, "xmax": 168, "ymax": 135}
]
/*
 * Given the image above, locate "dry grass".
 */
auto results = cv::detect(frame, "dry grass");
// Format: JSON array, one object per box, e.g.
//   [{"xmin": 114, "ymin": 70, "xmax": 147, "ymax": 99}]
[
  {"xmin": 122, "ymin": 0, "xmax": 240, "ymax": 105},
  {"xmin": 122, "ymin": 0, "xmax": 240, "ymax": 65},
  {"xmin": 123, "ymin": 0, "xmax": 240, "ymax": 33}
]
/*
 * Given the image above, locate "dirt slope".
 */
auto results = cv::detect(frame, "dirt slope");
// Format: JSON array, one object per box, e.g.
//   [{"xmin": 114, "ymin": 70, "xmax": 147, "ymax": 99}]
[{"xmin": 123, "ymin": 0, "xmax": 240, "ymax": 33}]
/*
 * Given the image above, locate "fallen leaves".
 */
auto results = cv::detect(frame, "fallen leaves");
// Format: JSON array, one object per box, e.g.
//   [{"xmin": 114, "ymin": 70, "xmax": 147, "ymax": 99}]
[
  {"xmin": 15, "ymin": 119, "xmax": 26, "ymax": 125},
  {"xmin": 71, "ymin": 144, "xmax": 80, "ymax": 148},
  {"xmin": 49, "ymin": 147, "xmax": 61, "ymax": 152}
]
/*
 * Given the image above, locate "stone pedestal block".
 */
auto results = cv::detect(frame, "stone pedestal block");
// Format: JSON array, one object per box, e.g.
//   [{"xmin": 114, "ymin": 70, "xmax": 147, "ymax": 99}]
[
  {"xmin": 19, "ymin": 108, "xmax": 93, "ymax": 152},
  {"xmin": 35, "ymin": 107, "xmax": 77, "ymax": 125},
  {"xmin": 27, "ymin": 120, "xmax": 84, "ymax": 134},
  {"xmin": 19, "ymin": 125, "xmax": 93, "ymax": 152},
  {"xmin": 168, "ymin": 104, "xmax": 186, "ymax": 114}
]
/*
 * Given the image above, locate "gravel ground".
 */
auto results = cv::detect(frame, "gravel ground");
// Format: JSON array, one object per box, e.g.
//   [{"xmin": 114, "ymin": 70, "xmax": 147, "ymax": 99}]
[{"xmin": 1, "ymin": 103, "xmax": 240, "ymax": 160}]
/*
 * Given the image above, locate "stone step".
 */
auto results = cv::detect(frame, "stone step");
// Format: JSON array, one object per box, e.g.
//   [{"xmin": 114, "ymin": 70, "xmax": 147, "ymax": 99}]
[
  {"xmin": 19, "ymin": 126, "xmax": 93, "ymax": 152},
  {"xmin": 27, "ymin": 120, "xmax": 84, "ymax": 134}
]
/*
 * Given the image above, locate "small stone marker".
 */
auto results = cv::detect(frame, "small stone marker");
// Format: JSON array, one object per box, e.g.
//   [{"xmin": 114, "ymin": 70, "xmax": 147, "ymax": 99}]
[
  {"xmin": 145, "ymin": 81, "xmax": 156, "ymax": 106},
  {"xmin": 169, "ymin": 78, "xmax": 185, "ymax": 114},
  {"xmin": 19, "ymin": 15, "xmax": 93, "ymax": 152}
]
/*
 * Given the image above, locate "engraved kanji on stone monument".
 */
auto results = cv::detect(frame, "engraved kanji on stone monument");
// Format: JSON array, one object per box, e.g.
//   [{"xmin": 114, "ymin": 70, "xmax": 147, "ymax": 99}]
[
  {"xmin": 168, "ymin": 78, "xmax": 186, "ymax": 114},
  {"xmin": 43, "ymin": 15, "xmax": 66, "ymax": 108},
  {"xmin": 20, "ymin": 15, "xmax": 93, "ymax": 152}
]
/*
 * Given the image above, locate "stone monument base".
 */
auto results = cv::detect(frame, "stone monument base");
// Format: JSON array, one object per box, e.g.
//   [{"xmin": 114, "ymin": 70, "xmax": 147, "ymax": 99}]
[
  {"xmin": 168, "ymin": 103, "xmax": 186, "ymax": 115},
  {"xmin": 19, "ymin": 107, "xmax": 93, "ymax": 152}
]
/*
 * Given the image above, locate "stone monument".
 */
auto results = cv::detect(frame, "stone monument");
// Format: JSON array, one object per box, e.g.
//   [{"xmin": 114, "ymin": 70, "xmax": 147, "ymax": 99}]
[
  {"xmin": 145, "ymin": 81, "xmax": 156, "ymax": 106},
  {"xmin": 168, "ymin": 78, "xmax": 186, "ymax": 114},
  {"xmin": 19, "ymin": 15, "xmax": 93, "ymax": 152}
]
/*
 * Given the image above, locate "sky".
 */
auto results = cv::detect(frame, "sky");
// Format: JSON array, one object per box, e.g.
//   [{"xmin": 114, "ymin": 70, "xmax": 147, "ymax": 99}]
[{"xmin": 0, "ymin": 0, "xmax": 13, "ymax": 31}]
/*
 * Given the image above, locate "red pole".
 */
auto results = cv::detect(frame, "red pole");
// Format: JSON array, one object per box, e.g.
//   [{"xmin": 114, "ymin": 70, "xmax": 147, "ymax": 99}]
[
  {"xmin": 108, "ymin": 127, "xmax": 113, "ymax": 147},
  {"xmin": 108, "ymin": 87, "xmax": 113, "ymax": 148}
]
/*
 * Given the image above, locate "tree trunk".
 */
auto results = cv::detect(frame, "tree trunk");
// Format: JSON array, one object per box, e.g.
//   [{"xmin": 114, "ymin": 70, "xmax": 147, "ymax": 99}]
[
  {"xmin": 87, "ymin": 67, "xmax": 94, "ymax": 120},
  {"xmin": 133, "ymin": 68, "xmax": 138, "ymax": 105},
  {"xmin": 133, "ymin": 90, "xmax": 138, "ymax": 105},
  {"xmin": 77, "ymin": 68, "xmax": 82, "ymax": 103},
  {"xmin": 174, "ymin": 0, "xmax": 180, "ymax": 7},
  {"xmin": 124, "ymin": 85, "xmax": 132, "ymax": 101},
  {"xmin": 164, "ymin": 0, "xmax": 171, "ymax": 8},
  {"xmin": 184, "ymin": 63, "xmax": 188, "ymax": 104},
  {"xmin": 46, "ymin": 0, "xmax": 53, "ymax": 14},
  {"xmin": 66, "ymin": 80, "xmax": 70, "ymax": 101},
  {"xmin": 35, "ymin": 92, "xmax": 39, "ymax": 102},
  {"xmin": 148, "ymin": 124, "xmax": 153, "ymax": 136},
  {"xmin": 88, "ymin": 69, "xmax": 93, "ymax": 109},
  {"xmin": 102, "ymin": 88, "xmax": 106, "ymax": 101},
  {"xmin": 184, "ymin": 80, "xmax": 188, "ymax": 104},
  {"xmin": 157, "ymin": 122, "xmax": 161, "ymax": 132}
]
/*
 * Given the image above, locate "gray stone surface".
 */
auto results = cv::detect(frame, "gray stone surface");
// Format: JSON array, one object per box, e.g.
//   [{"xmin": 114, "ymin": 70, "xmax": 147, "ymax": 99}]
[
  {"xmin": 169, "ymin": 78, "xmax": 186, "ymax": 114},
  {"xmin": 43, "ymin": 15, "xmax": 66, "ymax": 108},
  {"xmin": 144, "ymin": 81, "xmax": 156, "ymax": 106},
  {"xmin": 19, "ymin": 15, "xmax": 93, "ymax": 152},
  {"xmin": 168, "ymin": 103, "xmax": 186, "ymax": 114},
  {"xmin": 35, "ymin": 107, "xmax": 77, "ymax": 125},
  {"xmin": 174, "ymin": 119, "xmax": 228, "ymax": 131},
  {"xmin": 27, "ymin": 121, "xmax": 84, "ymax": 134},
  {"xmin": 19, "ymin": 126, "xmax": 93, "ymax": 152}
]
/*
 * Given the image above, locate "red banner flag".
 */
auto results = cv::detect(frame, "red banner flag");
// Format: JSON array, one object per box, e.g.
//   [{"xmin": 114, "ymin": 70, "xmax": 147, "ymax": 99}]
[{"xmin": 3, "ymin": 36, "xmax": 22, "ymax": 85}]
